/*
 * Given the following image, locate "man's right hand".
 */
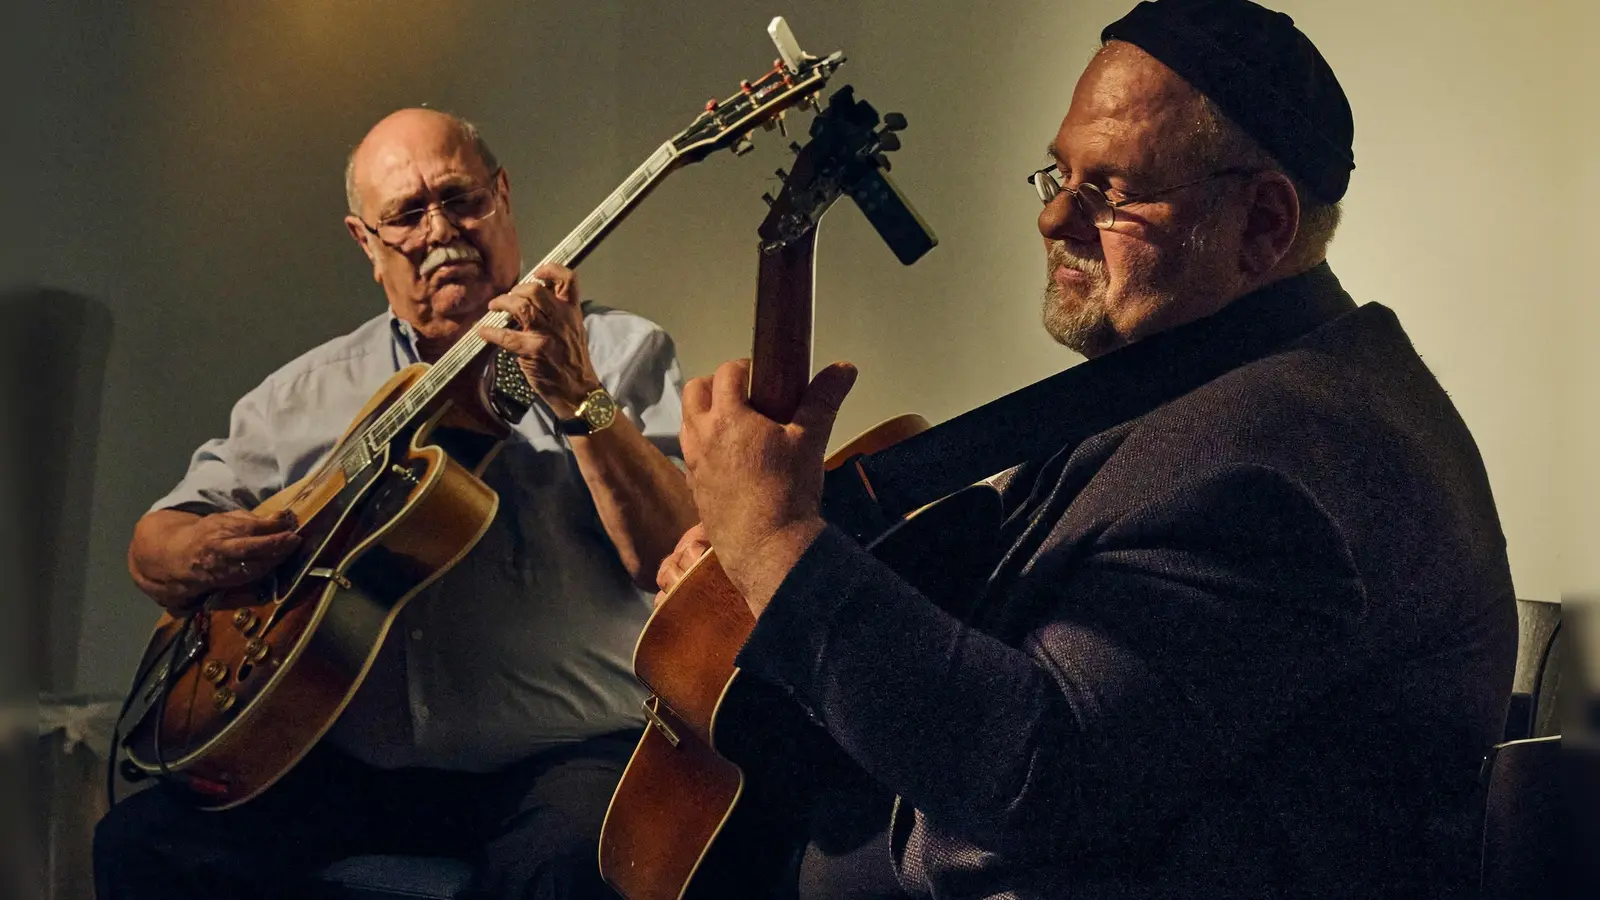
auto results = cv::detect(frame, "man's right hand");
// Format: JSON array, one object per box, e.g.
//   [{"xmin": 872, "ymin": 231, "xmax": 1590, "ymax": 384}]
[
  {"xmin": 128, "ymin": 508, "xmax": 301, "ymax": 611},
  {"xmin": 653, "ymin": 523, "xmax": 711, "ymax": 608}
]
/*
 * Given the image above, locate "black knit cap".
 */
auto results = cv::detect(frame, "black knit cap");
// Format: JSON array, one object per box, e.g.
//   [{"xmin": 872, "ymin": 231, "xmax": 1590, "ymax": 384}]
[{"xmin": 1102, "ymin": 0, "xmax": 1355, "ymax": 203}]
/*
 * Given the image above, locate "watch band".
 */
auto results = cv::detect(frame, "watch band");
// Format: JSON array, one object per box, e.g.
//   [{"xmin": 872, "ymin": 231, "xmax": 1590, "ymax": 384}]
[{"xmin": 559, "ymin": 416, "xmax": 596, "ymax": 436}]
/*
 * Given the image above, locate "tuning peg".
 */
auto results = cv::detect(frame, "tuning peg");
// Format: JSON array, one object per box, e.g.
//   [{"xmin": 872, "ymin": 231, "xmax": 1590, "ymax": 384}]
[
  {"xmin": 775, "ymin": 167, "xmax": 788, "ymax": 180},
  {"xmin": 789, "ymin": 141, "xmax": 803, "ymax": 154},
  {"xmin": 873, "ymin": 153, "xmax": 892, "ymax": 172},
  {"xmin": 761, "ymin": 192, "xmax": 776, "ymax": 206},
  {"xmin": 731, "ymin": 136, "xmax": 755, "ymax": 156},
  {"xmin": 882, "ymin": 112, "xmax": 908, "ymax": 131},
  {"xmin": 876, "ymin": 131, "xmax": 902, "ymax": 153}
]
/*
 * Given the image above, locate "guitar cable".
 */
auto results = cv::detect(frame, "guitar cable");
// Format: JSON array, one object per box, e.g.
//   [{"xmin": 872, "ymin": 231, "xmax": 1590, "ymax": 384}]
[{"xmin": 103, "ymin": 615, "xmax": 198, "ymax": 809}]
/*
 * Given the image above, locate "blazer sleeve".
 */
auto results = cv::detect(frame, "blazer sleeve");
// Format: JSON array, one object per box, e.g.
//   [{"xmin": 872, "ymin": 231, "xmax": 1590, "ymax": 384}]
[{"xmin": 735, "ymin": 462, "xmax": 1366, "ymax": 860}]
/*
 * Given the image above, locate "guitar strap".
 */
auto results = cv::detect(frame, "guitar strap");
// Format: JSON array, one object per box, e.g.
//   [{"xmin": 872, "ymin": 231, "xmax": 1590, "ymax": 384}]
[{"xmin": 821, "ymin": 263, "xmax": 1364, "ymax": 540}]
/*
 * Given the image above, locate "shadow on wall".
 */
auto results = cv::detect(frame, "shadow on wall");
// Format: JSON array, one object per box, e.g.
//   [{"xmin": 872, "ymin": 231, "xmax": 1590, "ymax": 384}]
[{"xmin": 0, "ymin": 287, "xmax": 113, "ymax": 699}]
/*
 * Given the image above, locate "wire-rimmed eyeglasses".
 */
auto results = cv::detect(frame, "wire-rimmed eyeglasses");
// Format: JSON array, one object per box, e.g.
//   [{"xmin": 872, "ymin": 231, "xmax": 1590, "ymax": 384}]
[
  {"xmin": 1026, "ymin": 165, "xmax": 1260, "ymax": 229},
  {"xmin": 359, "ymin": 171, "xmax": 503, "ymax": 248}
]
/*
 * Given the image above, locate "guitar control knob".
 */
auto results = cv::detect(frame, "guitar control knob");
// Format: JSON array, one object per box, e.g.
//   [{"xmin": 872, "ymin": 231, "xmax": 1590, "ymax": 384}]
[
  {"xmin": 201, "ymin": 659, "xmax": 228, "ymax": 684},
  {"xmin": 243, "ymin": 638, "xmax": 270, "ymax": 664},
  {"xmin": 212, "ymin": 686, "xmax": 236, "ymax": 712},
  {"xmin": 232, "ymin": 608, "xmax": 259, "ymax": 635}
]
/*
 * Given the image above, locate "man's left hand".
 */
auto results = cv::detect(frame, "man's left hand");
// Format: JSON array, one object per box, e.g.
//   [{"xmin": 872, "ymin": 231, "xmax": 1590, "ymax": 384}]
[
  {"xmin": 679, "ymin": 358, "xmax": 857, "ymax": 617},
  {"xmin": 478, "ymin": 263, "xmax": 600, "ymax": 418}
]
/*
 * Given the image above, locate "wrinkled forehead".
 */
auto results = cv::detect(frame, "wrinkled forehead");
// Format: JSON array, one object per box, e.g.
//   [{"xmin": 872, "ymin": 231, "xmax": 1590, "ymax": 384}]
[
  {"xmin": 1054, "ymin": 41, "xmax": 1208, "ymax": 178},
  {"xmin": 355, "ymin": 126, "xmax": 490, "ymax": 212}
]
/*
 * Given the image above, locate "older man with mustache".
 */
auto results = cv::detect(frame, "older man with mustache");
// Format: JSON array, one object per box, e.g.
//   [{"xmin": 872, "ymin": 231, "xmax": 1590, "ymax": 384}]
[
  {"xmin": 658, "ymin": 1, "xmax": 1517, "ymax": 897},
  {"xmin": 97, "ymin": 108, "xmax": 696, "ymax": 900}
]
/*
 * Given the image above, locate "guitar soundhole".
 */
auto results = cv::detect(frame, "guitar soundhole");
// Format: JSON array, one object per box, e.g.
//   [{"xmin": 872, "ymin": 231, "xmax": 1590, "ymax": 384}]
[{"xmin": 237, "ymin": 663, "xmax": 254, "ymax": 682}]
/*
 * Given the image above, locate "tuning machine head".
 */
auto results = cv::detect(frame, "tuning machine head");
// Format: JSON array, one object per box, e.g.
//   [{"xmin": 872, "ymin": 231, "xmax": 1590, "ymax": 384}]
[{"xmin": 760, "ymin": 112, "xmax": 791, "ymax": 138}]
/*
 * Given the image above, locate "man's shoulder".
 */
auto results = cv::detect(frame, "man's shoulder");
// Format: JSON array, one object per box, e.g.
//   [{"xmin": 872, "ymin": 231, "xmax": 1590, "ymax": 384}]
[
  {"xmin": 581, "ymin": 301, "xmax": 669, "ymax": 341},
  {"xmin": 257, "ymin": 311, "xmax": 396, "ymax": 392},
  {"xmin": 1161, "ymin": 302, "xmax": 1424, "ymax": 431},
  {"xmin": 1111, "ymin": 302, "xmax": 1474, "ymax": 494},
  {"xmin": 580, "ymin": 301, "xmax": 676, "ymax": 367}
]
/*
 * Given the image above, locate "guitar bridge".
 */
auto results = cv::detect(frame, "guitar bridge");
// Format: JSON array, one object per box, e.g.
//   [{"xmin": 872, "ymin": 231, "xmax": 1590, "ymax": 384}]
[{"xmin": 641, "ymin": 697, "xmax": 680, "ymax": 747}]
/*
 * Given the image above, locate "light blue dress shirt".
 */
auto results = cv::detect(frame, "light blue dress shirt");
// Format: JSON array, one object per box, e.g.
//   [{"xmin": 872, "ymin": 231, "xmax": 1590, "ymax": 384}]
[{"xmin": 150, "ymin": 303, "xmax": 683, "ymax": 771}]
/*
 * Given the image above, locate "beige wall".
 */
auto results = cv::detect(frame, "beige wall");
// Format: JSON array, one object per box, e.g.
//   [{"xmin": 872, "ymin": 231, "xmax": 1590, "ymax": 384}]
[
  {"xmin": 36, "ymin": 0, "xmax": 1589, "ymax": 693},
  {"xmin": 1566, "ymin": 0, "xmax": 1599, "ymax": 599}
]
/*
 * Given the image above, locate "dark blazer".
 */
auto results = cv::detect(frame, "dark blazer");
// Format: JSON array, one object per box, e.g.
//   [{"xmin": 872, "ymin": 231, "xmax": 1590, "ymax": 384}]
[{"xmin": 738, "ymin": 265, "xmax": 1518, "ymax": 899}]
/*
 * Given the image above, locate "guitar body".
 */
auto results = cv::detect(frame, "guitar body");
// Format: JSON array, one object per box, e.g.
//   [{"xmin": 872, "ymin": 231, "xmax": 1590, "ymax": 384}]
[
  {"xmin": 121, "ymin": 363, "xmax": 508, "ymax": 809},
  {"xmin": 600, "ymin": 416, "xmax": 1004, "ymax": 900}
]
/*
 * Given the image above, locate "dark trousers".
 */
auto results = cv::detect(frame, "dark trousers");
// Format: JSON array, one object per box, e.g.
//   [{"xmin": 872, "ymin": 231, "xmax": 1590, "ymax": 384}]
[{"xmin": 93, "ymin": 730, "xmax": 638, "ymax": 900}]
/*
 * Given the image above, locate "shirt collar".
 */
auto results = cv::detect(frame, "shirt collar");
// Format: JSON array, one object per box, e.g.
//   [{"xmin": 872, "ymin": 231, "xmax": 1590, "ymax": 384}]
[{"xmin": 387, "ymin": 312, "xmax": 425, "ymax": 366}]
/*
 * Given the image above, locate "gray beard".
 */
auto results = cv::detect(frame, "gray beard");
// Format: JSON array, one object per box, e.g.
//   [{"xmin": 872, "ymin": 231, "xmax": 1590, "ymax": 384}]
[
  {"xmin": 1042, "ymin": 285, "xmax": 1118, "ymax": 357},
  {"xmin": 1041, "ymin": 244, "xmax": 1119, "ymax": 357},
  {"xmin": 1041, "ymin": 213, "xmax": 1225, "ymax": 358}
]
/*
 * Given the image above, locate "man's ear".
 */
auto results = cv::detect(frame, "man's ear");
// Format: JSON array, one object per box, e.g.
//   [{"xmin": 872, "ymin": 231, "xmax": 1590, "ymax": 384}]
[
  {"xmin": 495, "ymin": 168, "xmax": 512, "ymax": 220},
  {"xmin": 1239, "ymin": 171, "xmax": 1300, "ymax": 277},
  {"xmin": 344, "ymin": 216, "xmax": 383, "ymax": 284}
]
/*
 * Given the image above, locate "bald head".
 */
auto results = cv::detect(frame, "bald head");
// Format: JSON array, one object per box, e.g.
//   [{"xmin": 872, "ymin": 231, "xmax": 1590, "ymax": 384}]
[
  {"xmin": 345, "ymin": 108, "xmax": 499, "ymax": 216},
  {"xmin": 341, "ymin": 107, "xmax": 521, "ymax": 355}
]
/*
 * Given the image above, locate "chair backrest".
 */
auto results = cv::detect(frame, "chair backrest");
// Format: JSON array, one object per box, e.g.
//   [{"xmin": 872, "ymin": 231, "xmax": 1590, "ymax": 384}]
[
  {"xmin": 1506, "ymin": 599, "xmax": 1562, "ymax": 742},
  {"xmin": 1479, "ymin": 735, "xmax": 1563, "ymax": 900}
]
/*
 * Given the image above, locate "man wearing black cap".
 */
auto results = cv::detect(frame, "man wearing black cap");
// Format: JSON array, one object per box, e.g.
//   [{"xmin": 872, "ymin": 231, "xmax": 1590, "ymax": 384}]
[{"xmin": 657, "ymin": 1, "xmax": 1517, "ymax": 896}]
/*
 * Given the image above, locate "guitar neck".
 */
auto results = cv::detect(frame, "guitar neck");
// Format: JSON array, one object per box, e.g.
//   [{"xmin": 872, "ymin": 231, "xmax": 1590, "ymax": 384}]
[
  {"xmin": 350, "ymin": 141, "xmax": 684, "ymax": 460},
  {"xmin": 748, "ymin": 231, "xmax": 817, "ymax": 424}
]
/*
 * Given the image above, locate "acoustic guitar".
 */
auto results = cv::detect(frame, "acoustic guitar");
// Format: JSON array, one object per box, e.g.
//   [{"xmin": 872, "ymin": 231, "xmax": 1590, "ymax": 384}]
[
  {"xmin": 116, "ymin": 19, "xmax": 846, "ymax": 810},
  {"xmin": 599, "ymin": 82, "xmax": 1007, "ymax": 900}
]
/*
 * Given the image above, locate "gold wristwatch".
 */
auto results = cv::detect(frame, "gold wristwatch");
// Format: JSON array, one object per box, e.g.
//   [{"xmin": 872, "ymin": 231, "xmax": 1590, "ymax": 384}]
[{"xmin": 559, "ymin": 386, "xmax": 618, "ymax": 436}]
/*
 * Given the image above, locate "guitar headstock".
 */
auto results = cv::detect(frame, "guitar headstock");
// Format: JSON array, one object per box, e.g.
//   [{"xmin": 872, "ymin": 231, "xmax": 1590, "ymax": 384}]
[
  {"xmin": 670, "ymin": 18, "xmax": 845, "ymax": 162},
  {"xmin": 757, "ymin": 85, "xmax": 922, "ymax": 259}
]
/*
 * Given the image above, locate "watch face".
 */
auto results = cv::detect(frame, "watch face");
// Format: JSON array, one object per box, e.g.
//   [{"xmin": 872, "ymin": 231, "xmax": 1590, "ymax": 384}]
[{"xmin": 584, "ymin": 390, "xmax": 618, "ymax": 430}]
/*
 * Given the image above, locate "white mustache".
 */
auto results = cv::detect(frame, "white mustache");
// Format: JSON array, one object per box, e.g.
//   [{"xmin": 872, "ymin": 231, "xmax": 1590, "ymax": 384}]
[
  {"xmin": 419, "ymin": 243, "xmax": 483, "ymax": 277},
  {"xmin": 1048, "ymin": 242, "xmax": 1105, "ymax": 278}
]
